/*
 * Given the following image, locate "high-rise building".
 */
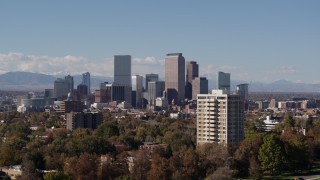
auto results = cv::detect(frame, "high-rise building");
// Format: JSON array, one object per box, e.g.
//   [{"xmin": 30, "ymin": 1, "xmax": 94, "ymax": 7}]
[
  {"xmin": 197, "ymin": 90, "xmax": 244, "ymax": 146},
  {"xmin": 186, "ymin": 61, "xmax": 199, "ymax": 100},
  {"xmin": 132, "ymin": 75, "xmax": 143, "ymax": 107},
  {"xmin": 82, "ymin": 72, "xmax": 90, "ymax": 94},
  {"xmin": 165, "ymin": 53, "xmax": 185, "ymax": 105},
  {"xmin": 54, "ymin": 78, "xmax": 69, "ymax": 100},
  {"xmin": 114, "ymin": 55, "xmax": 132, "ymax": 104},
  {"xmin": 77, "ymin": 84, "xmax": 88, "ymax": 99},
  {"xmin": 145, "ymin": 74, "xmax": 159, "ymax": 90},
  {"xmin": 192, "ymin": 77, "xmax": 208, "ymax": 100},
  {"xmin": 114, "ymin": 55, "xmax": 132, "ymax": 86},
  {"xmin": 95, "ymin": 82, "xmax": 130, "ymax": 104},
  {"xmin": 65, "ymin": 75, "xmax": 74, "ymax": 93},
  {"xmin": 236, "ymin": 84, "xmax": 249, "ymax": 110},
  {"xmin": 148, "ymin": 81, "xmax": 165, "ymax": 102},
  {"xmin": 218, "ymin": 72, "xmax": 231, "ymax": 93}
]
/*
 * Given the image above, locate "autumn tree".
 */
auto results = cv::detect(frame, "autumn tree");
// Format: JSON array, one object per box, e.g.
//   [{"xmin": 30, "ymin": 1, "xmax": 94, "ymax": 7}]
[
  {"xmin": 147, "ymin": 154, "xmax": 171, "ymax": 180},
  {"xmin": 131, "ymin": 150, "xmax": 151, "ymax": 180},
  {"xmin": 64, "ymin": 153, "xmax": 99, "ymax": 180}
]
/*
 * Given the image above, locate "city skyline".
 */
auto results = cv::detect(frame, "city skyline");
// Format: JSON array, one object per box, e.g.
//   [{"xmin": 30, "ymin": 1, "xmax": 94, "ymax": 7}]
[{"xmin": 0, "ymin": 1, "xmax": 319, "ymax": 84}]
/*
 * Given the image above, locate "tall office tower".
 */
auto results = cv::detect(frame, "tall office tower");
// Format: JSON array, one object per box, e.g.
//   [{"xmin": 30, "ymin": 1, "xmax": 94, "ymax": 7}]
[
  {"xmin": 165, "ymin": 53, "xmax": 185, "ymax": 105},
  {"xmin": 65, "ymin": 75, "xmax": 74, "ymax": 93},
  {"xmin": 82, "ymin": 72, "xmax": 90, "ymax": 94},
  {"xmin": 197, "ymin": 90, "xmax": 244, "ymax": 146},
  {"xmin": 185, "ymin": 61, "xmax": 199, "ymax": 100},
  {"xmin": 54, "ymin": 78, "xmax": 69, "ymax": 100},
  {"xmin": 236, "ymin": 84, "xmax": 249, "ymax": 111},
  {"xmin": 114, "ymin": 55, "xmax": 132, "ymax": 104},
  {"xmin": 148, "ymin": 81, "xmax": 165, "ymax": 102},
  {"xmin": 132, "ymin": 75, "xmax": 143, "ymax": 108},
  {"xmin": 77, "ymin": 84, "xmax": 88, "ymax": 97},
  {"xmin": 192, "ymin": 77, "xmax": 208, "ymax": 100},
  {"xmin": 145, "ymin": 73, "xmax": 159, "ymax": 90},
  {"xmin": 114, "ymin": 55, "xmax": 132, "ymax": 86},
  {"xmin": 218, "ymin": 71, "xmax": 231, "ymax": 93}
]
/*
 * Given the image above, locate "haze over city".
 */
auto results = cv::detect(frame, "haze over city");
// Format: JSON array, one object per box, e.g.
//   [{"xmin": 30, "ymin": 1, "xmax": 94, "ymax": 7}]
[{"xmin": 0, "ymin": 1, "xmax": 319, "ymax": 84}]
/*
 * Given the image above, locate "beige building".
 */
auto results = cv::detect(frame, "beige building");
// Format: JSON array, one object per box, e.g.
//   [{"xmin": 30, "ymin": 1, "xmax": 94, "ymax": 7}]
[
  {"xmin": 185, "ymin": 61, "xmax": 199, "ymax": 100},
  {"xmin": 197, "ymin": 90, "xmax": 244, "ymax": 146},
  {"xmin": 165, "ymin": 53, "xmax": 185, "ymax": 105}
]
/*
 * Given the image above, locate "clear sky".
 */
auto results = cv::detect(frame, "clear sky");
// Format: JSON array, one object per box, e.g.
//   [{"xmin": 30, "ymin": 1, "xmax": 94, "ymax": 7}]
[{"xmin": 0, "ymin": 0, "xmax": 319, "ymax": 84}]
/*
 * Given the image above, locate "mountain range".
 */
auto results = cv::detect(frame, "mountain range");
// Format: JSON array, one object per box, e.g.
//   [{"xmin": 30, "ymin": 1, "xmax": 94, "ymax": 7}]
[{"xmin": 0, "ymin": 71, "xmax": 319, "ymax": 92}]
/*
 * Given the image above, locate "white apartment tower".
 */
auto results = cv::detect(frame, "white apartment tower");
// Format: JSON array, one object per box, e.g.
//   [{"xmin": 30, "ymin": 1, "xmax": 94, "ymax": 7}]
[{"xmin": 197, "ymin": 90, "xmax": 244, "ymax": 146}]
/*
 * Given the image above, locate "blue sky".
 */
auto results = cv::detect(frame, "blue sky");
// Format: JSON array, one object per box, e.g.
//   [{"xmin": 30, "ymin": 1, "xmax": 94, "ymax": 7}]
[{"xmin": 0, "ymin": 1, "xmax": 319, "ymax": 84}]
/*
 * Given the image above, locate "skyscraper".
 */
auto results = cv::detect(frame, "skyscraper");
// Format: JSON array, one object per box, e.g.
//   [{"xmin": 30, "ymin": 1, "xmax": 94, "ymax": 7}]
[
  {"xmin": 82, "ymin": 72, "xmax": 90, "ymax": 94},
  {"xmin": 65, "ymin": 75, "xmax": 74, "ymax": 93},
  {"xmin": 114, "ymin": 55, "xmax": 132, "ymax": 86},
  {"xmin": 236, "ymin": 84, "xmax": 249, "ymax": 110},
  {"xmin": 192, "ymin": 77, "xmax": 208, "ymax": 100},
  {"xmin": 197, "ymin": 90, "xmax": 244, "ymax": 146},
  {"xmin": 185, "ymin": 61, "xmax": 199, "ymax": 100},
  {"xmin": 145, "ymin": 73, "xmax": 159, "ymax": 90},
  {"xmin": 114, "ymin": 55, "xmax": 132, "ymax": 105},
  {"xmin": 148, "ymin": 81, "xmax": 165, "ymax": 102},
  {"xmin": 218, "ymin": 71, "xmax": 231, "ymax": 93},
  {"xmin": 165, "ymin": 53, "xmax": 185, "ymax": 105},
  {"xmin": 132, "ymin": 75, "xmax": 143, "ymax": 108},
  {"xmin": 54, "ymin": 78, "xmax": 69, "ymax": 100}
]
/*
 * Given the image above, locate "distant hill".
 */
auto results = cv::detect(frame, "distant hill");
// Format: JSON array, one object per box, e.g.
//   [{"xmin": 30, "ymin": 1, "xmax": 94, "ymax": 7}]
[
  {"xmin": 0, "ymin": 71, "xmax": 319, "ymax": 92},
  {"xmin": 0, "ymin": 72, "xmax": 111, "ymax": 91}
]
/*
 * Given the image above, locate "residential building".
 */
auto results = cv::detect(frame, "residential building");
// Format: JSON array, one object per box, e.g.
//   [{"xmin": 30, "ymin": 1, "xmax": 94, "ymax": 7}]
[
  {"xmin": 165, "ymin": 53, "xmax": 185, "ymax": 105},
  {"xmin": 54, "ymin": 100, "xmax": 85, "ymax": 114},
  {"xmin": 197, "ymin": 90, "xmax": 244, "ymax": 146},
  {"xmin": 257, "ymin": 101, "xmax": 270, "ymax": 110},
  {"xmin": 269, "ymin": 99, "xmax": 277, "ymax": 108},
  {"xmin": 66, "ymin": 112, "xmax": 103, "ymax": 130}
]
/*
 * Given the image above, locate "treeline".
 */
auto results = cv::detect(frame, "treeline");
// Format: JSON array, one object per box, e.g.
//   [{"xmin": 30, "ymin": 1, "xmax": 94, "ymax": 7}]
[{"xmin": 0, "ymin": 111, "xmax": 319, "ymax": 179}]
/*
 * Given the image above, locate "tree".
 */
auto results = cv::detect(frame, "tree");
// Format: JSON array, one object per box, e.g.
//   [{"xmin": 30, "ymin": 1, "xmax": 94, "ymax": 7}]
[
  {"xmin": 283, "ymin": 114, "xmax": 295, "ymax": 127},
  {"xmin": 23, "ymin": 151, "xmax": 46, "ymax": 170},
  {"xmin": 94, "ymin": 122, "xmax": 120, "ymax": 139},
  {"xmin": 131, "ymin": 150, "xmax": 151, "ymax": 180},
  {"xmin": 18, "ymin": 160, "xmax": 42, "ymax": 180},
  {"xmin": 258, "ymin": 134, "xmax": 286, "ymax": 175},
  {"xmin": 181, "ymin": 148, "xmax": 199, "ymax": 179},
  {"xmin": 44, "ymin": 172, "xmax": 70, "ymax": 180},
  {"xmin": 234, "ymin": 132, "xmax": 264, "ymax": 178},
  {"xmin": 197, "ymin": 143, "xmax": 230, "ymax": 178},
  {"xmin": 281, "ymin": 129, "xmax": 310, "ymax": 172},
  {"xmin": 147, "ymin": 155, "xmax": 170, "ymax": 180},
  {"xmin": 64, "ymin": 153, "xmax": 99, "ymax": 180}
]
